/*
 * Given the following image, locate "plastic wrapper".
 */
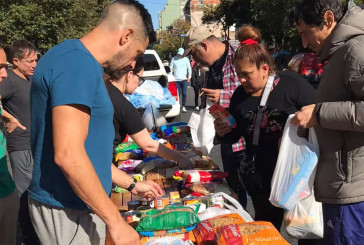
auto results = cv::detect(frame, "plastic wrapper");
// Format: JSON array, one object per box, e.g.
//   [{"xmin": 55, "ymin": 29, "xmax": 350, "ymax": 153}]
[
  {"xmin": 117, "ymin": 159, "xmax": 143, "ymax": 171},
  {"xmin": 114, "ymin": 151, "xmax": 142, "ymax": 162},
  {"xmin": 194, "ymin": 213, "xmax": 245, "ymax": 245},
  {"xmin": 139, "ymin": 224, "xmax": 196, "ymax": 237},
  {"xmin": 141, "ymin": 234, "xmax": 195, "ymax": 245},
  {"xmin": 216, "ymin": 221, "xmax": 289, "ymax": 245},
  {"xmin": 208, "ymin": 104, "xmax": 236, "ymax": 128},
  {"xmin": 136, "ymin": 206, "xmax": 200, "ymax": 232},
  {"xmin": 189, "ymin": 183, "xmax": 214, "ymax": 196},
  {"xmin": 145, "ymin": 166, "xmax": 179, "ymax": 180},
  {"xmin": 174, "ymin": 170, "xmax": 228, "ymax": 184},
  {"xmin": 114, "ymin": 142, "xmax": 140, "ymax": 154},
  {"xmin": 193, "ymin": 157, "xmax": 215, "ymax": 170}
]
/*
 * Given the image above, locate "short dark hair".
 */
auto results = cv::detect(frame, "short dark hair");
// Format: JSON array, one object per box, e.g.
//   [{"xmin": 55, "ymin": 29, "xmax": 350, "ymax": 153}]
[
  {"xmin": 113, "ymin": 0, "xmax": 156, "ymax": 43},
  {"xmin": 133, "ymin": 56, "xmax": 145, "ymax": 74},
  {"xmin": 10, "ymin": 39, "xmax": 37, "ymax": 62},
  {"xmin": 291, "ymin": 0, "xmax": 345, "ymax": 27},
  {"xmin": 106, "ymin": 56, "xmax": 145, "ymax": 81}
]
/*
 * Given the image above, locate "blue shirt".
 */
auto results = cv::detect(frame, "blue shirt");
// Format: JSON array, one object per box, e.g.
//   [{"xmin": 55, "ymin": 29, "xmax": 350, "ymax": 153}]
[
  {"xmin": 29, "ymin": 39, "xmax": 114, "ymax": 209},
  {"xmin": 169, "ymin": 56, "xmax": 192, "ymax": 81}
]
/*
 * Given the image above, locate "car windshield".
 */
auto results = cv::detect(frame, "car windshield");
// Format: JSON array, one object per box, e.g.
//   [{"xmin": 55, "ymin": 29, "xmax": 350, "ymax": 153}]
[{"xmin": 142, "ymin": 54, "xmax": 160, "ymax": 71}]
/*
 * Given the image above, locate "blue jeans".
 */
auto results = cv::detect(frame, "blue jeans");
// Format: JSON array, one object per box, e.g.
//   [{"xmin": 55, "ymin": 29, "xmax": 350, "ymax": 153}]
[
  {"xmin": 322, "ymin": 202, "xmax": 364, "ymax": 245},
  {"xmin": 176, "ymin": 80, "xmax": 187, "ymax": 107}
]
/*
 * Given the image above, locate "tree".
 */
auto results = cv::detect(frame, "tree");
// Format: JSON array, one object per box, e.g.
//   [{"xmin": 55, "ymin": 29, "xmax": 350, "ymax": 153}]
[
  {"xmin": 0, "ymin": 0, "xmax": 109, "ymax": 54},
  {"xmin": 153, "ymin": 19, "xmax": 191, "ymax": 60}
]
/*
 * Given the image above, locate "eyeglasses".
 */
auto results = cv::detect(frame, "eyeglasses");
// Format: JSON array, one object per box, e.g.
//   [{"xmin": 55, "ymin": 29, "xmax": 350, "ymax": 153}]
[
  {"xmin": 134, "ymin": 73, "xmax": 145, "ymax": 86},
  {"xmin": 0, "ymin": 64, "xmax": 9, "ymax": 70}
]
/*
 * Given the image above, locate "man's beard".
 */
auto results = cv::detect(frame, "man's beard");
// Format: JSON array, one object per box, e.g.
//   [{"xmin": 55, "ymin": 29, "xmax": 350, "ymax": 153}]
[{"xmin": 104, "ymin": 50, "xmax": 133, "ymax": 77}]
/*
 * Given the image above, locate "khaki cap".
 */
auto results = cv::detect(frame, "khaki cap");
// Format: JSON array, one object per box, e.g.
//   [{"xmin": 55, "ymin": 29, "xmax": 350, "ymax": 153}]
[{"xmin": 183, "ymin": 26, "xmax": 212, "ymax": 56}]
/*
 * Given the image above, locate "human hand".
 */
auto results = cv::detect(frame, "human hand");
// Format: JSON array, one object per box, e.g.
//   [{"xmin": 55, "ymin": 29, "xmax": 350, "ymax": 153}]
[
  {"xmin": 5, "ymin": 117, "xmax": 26, "ymax": 133},
  {"xmin": 106, "ymin": 218, "xmax": 140, "ymax": 245},
  {"xmin": 291, "ymin": 104, "xmax": 317, "ymax": 128},
  {"xmin": 131, "ymin": 180, "xmax": 163, "ymax": 200},
  {"xmin": 214, "ymin": 118, "xmax": 231, "ymax": 137},
  {"xmin": 187, "ymin": 78, "xmax": 191, "ymax": 83},
  {"xmin": 177, "ymin": 155, "xmax": 194, "ymax": 169},
  {"xmin": 201, "ymin": 88, "xmax": 221, "ymax": 104}
]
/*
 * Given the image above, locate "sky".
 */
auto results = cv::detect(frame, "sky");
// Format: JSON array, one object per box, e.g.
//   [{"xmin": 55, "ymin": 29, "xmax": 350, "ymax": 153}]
[{"xmin": 139, "ymin": 0, "xmax": 168, "ymax": 30}]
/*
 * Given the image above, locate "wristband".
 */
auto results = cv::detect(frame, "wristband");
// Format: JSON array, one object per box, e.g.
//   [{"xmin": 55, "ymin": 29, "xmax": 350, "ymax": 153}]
[{"xmin": 127, "ymin": 178, "xmax": 137, "ymax": 192}]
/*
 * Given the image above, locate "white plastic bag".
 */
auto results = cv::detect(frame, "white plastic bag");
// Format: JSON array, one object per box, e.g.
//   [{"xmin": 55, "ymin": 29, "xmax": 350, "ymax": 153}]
[
  {"xmin": 141, "ymin": 103, "xmax": 167, "ymax": 131},
  {"xmin": 198, "ymin": 192, "xmax": 254, "ymax": 222},
  {"xmin": 270, "ymin": 115, "xmax": 319, "ymax": 210},
  {"xmin": 284, "ymin": 194, "xmax": 323, "ymax": 239},
  {"xmin": 188, "ymin": 101, "xmax": 215, "ymax": 155},
  {"xmin": 145, "ymin": 237, "xmax": 193, "ymax": 245}
]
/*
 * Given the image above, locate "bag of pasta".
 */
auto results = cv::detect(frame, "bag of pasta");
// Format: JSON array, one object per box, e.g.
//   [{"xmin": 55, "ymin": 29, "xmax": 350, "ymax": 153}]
[
  {"xmin": 216, "ymin": 221, "xmax": 289, "ymax": 245},
  {"xmin": 194, "ymin": 213, "xmax": 245, "ymax": 245}
]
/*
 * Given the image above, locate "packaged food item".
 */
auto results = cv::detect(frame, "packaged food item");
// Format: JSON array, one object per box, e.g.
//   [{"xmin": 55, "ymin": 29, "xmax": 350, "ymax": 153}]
[
  {"xmin": 189, "ymin": 183, "xmax": 214, "ymax": 196},
  {"xmin": 169, "ymin": 191, "xmax": 180, "ymax": 200},
  {"xmin": 194, "ymin": 213, "xmax": 245, "ymax": 245},
  {"xmin": 136, "ymin": 206, "xmax": 201, "ymax": 233},
  {"xmin": 208, "ymin": 104, "xmax": 237, "ymax": 128},
  {"xmin": 135, "ymin": 158, "xmax": 177, "ymax": 175},
  {"xmin": 183, "ymin": 196, "xmax": 200, "ymax": 205},
  {"xmin": 193, "ymin": 157, "xmax": 215, "ymax": 170},
  {"xmin": 145, "ymin": 166, "xmax": 179, "ymax": 181},
  {"xmin": 140, "ymin": 231, "xmax": 196, "ymax": 244},
  {"xmin": 154, "ymin": 195, "xmax": 170, "ymax": 209},
  {"xmin": 127, "ymin": 200, "xmax": 141, "ymax": 210},
  {"xmin": 216, "ymin": 221, "xmax": 289, "ymax": 245},
  {"xmin": 139, "ymin": 224, "xmax": 197, "ymax": 237},
  {"xmin": 114, "ymin": 142, "xmax": 140, "ymax": 154},
  {"xmin": 117, "ymin": 159, "xmax": 143, "ymax": 171},
  {"xmin": 169, "ymin": 136, "xmax": 193, "ymax": 145},
  {"xmin": 174, "ymin": 170, "xmax": 228, "ymax": 184},
  {"xmin": 124, "ymin": 210, "xmax": 140, "ymax": 223},
  {"xmin": 114, "ymin": 148, "xmax": 143, "ymax": 161}
]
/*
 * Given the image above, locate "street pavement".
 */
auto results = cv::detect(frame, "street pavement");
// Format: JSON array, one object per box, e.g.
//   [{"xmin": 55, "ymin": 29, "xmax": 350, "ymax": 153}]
[{"xmin": 177, "ymin": 85, "xmax": 299, "ymax": 245}]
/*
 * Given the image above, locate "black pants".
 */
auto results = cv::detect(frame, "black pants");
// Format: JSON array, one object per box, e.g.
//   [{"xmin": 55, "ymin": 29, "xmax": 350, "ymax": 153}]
[
  {"xmin": 192, "ymin": 85, "xmax": 202, "ymax": 107},
  {"xmin": 221, "ymin": 143, "xmax": 247, "ymax": 209},
  {"xmin": 17, "ymin": 191, "xmax": 40, "ymax": 245}
]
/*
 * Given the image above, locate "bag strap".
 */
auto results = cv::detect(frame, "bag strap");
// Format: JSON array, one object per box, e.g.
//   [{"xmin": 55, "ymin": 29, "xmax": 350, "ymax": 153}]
[{"xmin": 252, "ymin": 75, "xmax": 275, "ymax": 147}]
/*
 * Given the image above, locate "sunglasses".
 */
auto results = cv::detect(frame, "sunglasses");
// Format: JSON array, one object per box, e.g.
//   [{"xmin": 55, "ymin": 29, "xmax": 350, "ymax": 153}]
[{"xmin": 134, "ymin": 73, "xmax": 145, "ymax": 86}]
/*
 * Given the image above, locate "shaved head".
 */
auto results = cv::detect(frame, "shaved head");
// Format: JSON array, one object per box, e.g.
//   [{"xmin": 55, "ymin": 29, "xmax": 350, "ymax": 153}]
[{"xmin": 99, "ymin": 0, "xmax": 155, "ymax": 43}]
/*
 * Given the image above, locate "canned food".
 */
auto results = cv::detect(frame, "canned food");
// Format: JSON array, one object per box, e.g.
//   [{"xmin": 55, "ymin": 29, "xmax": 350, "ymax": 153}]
[
  {"xmin": 124, "ymin": 211, "xmax": 140, "ymax": 223},
  {"xmin": 154, "ymin": 195, "xmax": 169, "ymax": 209},
  {"xmin": 169, "ymin": 198, "xmax": 183, "ymax": 205},
  {"xmin": 183, "ymin": 196, "xmax": 199, "ymax": 205},
  {"xmin": 139, "ymin": 198, "xmax": 153, "ymax": 207},
  {"xmin": 127, "ymin": 200, "xmax": 141, "ymax": 210},
  {"xmin": 136, "ymin": 206, "xmax": 152, "ymax": 216}
]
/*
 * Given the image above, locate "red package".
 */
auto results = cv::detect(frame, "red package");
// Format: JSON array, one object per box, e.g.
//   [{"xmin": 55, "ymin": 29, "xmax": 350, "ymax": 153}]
[
  {"xmin": 208, "ymin": 104, "xmax": 237, "ymax": 128},
  {"xmin": 174, "ymin": 170, "xmax": 228, "ymax": 184}
]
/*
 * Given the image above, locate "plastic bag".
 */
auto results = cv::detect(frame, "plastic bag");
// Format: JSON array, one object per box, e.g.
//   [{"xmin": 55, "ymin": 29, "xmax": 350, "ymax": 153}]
[
  {"xmin": 144, "ymin": 237, "xmax": 193, "ymax": 245},
  {"xmin": 136, "ymin": 206, "xmax": 200, "ymax": 232},
  {"xmin": 188, "ymin": 101, "xmax": 215, "ymax": 155},
  {"xmin": 284, "ymin": 194, "xmax": 323, "ymax": 239},
  {"xmin": 198, "ymin": 192, "xmax": 253, "ymax": 222},
  {"xmin": 270, "ymin": 115, "xmax": 319, "ymax": 210},
  {"xmin": 141, "ymin": 103, "xmax": 168, "ymax": 131}
]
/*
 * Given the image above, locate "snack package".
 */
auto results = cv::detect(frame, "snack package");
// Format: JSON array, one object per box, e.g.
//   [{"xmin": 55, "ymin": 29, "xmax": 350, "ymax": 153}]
[
  {"xmin": 208, "ymin": 104, "xmax": 236, "ymax": 128},
  {"xmin": 174, "ymin": 170, "xmax": 228, "ymax": 184},
  {"xmin": 145, "ymin": 166, "xmax": 179, "ymax": 180},
  {"xmin": 189, "ymin": 183, "xmax": 214, "ymax": 196},
  {"xmin": 115, "ymin": 152, "xmax": 141, "ymax": 162},
  {"xmin": 114, "ymin": 142, "xmax": 140, "ymax": 154},
  {"xmin": 140, "ymin": 231, "xmax": 196, "ymax": 245},
  {"xmin": 216, "ymin": 221, "xmax": 289, "ymax": 245},
  {"xmin": 193, "ymin": 157, "xmax": 215, "ymax": 170},
  {"xmin": 117, "ymin": 159, "xmax": 143, "ymax": 171},
  {"xmin": 136, "ymin": 206, "xmax": 200, "ymax": 232},
  {"xmin": 194, "ymin": 214, "xmax": 245, "ymax": 245}
]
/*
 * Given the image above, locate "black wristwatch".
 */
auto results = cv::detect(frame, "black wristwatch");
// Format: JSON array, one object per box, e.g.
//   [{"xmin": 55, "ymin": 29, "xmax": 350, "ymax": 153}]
[{"xmin": 127, "ymin": 178, "xmax": 137, "ymax": 192}]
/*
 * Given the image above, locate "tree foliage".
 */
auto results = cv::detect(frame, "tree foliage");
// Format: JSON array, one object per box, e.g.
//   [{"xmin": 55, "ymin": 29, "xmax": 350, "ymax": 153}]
[
  {"xmin": 153, "ymin": 19, "xmax": 191, "ymax": 60},
  {"xmin": 202, "ymin": 0, "xmax": 363, "ymax": 52},
  {"xmin": 0, "ymin": 0, "xmax": 109, "ymax": 54}
]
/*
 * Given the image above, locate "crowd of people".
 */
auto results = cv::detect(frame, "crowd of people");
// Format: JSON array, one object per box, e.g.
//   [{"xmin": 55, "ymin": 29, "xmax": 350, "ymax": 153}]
[{"xmin": 0, "ymin": 0, "xmax": 363, "ymax": 244}]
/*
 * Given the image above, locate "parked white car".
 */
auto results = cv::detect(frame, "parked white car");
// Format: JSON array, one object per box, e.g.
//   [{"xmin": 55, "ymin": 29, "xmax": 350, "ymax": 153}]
[{"xmin": 140, "ymin": 50, "xmax": 180, "ymax": 121}]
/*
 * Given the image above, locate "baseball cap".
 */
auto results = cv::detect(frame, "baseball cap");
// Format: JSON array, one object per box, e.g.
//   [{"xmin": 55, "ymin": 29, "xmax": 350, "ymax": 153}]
[
  {"xmin": 183, "ymin": 26, "xmax": 212, "ymax": 56},
  {"xmin": 177, "ymin": 48, "xmax": 184, "ymax": 56}
]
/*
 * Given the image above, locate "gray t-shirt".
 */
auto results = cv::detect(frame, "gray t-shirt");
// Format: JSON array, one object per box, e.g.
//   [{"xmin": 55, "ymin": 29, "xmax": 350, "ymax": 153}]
[{"xmin": 0, "ymin": 69, "xmax": 31, "ymax": 152}]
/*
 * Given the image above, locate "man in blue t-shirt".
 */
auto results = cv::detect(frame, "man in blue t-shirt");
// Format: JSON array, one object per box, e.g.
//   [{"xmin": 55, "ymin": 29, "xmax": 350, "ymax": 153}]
[{"xmin": 29, "ymin": 1, "xmax": 162, "ymax": 244}]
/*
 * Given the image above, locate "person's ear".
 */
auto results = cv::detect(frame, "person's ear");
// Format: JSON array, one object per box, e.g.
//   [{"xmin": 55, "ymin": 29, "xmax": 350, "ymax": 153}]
[
  {"xmin": 126, "ymin": 71, "xmax": 133, "ymax": 83},
  {"xmin": 261, "ymin": 63, "xmax": 269, "ymax": 75},
  {"xmin": 13, "ymin": 58, "xmax": 20, "ymax": 67},
  {"xmin": 322, "ymin": 10, "xmax": 335, "ymax": 29},
  {"xmin": 119, "ymin": 29, "xmax": 135, "ymax": 46},
  {"xmin": 200, "ymin": 41, "xmax": 208, "ymax": 52}
]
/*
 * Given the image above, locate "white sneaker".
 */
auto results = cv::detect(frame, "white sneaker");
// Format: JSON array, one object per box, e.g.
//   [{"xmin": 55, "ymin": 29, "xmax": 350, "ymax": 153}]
[
  {"xmin": 195, "ymin": 106, "xmax": 199, "ymax": 111},
  {"xmin": 181, "ymin": 106, "xmax": 187, "ymax": 113}
]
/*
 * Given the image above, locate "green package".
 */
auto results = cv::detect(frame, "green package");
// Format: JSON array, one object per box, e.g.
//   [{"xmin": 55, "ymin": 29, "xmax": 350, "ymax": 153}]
[
  {"xmin": 136, "ymin": 206, "xmax": 201, "ymax": 232},
  {"xmin": 114, "ymin": 142, "xmax": 140, "ymax": 154}
]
